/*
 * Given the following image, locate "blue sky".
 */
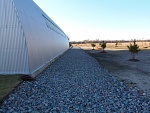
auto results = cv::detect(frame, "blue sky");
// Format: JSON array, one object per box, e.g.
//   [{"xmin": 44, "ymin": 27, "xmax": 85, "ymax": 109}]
[{"xmin": 33, "ymin": 0, "xmax": 150, "ymax": 41}]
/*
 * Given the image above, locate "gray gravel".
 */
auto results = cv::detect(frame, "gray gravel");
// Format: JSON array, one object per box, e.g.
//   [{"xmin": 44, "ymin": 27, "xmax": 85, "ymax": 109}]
[{"xmin": 0, "ymin": 47, "xmax": 150, "ymax": 113}]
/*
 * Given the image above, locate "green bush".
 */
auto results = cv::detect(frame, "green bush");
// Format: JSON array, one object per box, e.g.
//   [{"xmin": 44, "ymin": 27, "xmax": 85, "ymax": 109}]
[
  {"xmin": 91, "ymin": 43, "xmax": 96, "ymax": 50},
  {"xmin": 127, "ymin": 39, "xmax": 140, "ymax": 60},
  {"xmin": 100, "ymin": 41, "xmax": 106, "ymax": 51}
]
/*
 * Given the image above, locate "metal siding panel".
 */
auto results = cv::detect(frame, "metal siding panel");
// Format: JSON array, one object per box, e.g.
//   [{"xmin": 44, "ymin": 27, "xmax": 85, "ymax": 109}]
[
  {"xmin": 0, "ymin": 28, "xmax": 2, "ymax": 48},
  {"xmin": 0, "ymin": 1, "xmax": 6, "ymax": 26},
  {"xmin": 3, "ymin": 28, "xmax": 7, "ymax": 48},
  {"xmin": 0, "ymin": 0, "xmax": 29, "ymax": 74},
  {"xmin": 0, "ymin": 1, "xmax": 3, "ymax": 27},
  {"xmin": 6, "ymin": 0, "xmax": 11, "ymax": 26},
  {"xmin": 13, "ymin": 0, "xmax": 69, "ymax": 74}
]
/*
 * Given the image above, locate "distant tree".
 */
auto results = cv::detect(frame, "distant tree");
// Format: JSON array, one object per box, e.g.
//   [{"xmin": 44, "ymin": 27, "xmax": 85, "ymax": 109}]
[
  {"xmin": 115, "ymin": 40, "xmax": 118, "ymax": 47},
  {"xmin": 91, "ymin": 43, "xmax": 96, "ymax": 50},
  {"xmin": 127, "ymin": 39, "xmax": 140, "ymax": 61},
  {"xmin": 83, "ymin": 40, "xmax": 89, "ymax": 44},
  {"xmin": 100, "ymin": 41, "xmax": 106, "ymax": 52}
]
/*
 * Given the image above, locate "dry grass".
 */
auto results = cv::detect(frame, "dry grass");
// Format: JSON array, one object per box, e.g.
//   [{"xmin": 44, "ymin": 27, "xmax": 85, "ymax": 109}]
[
  {"xmin": 72, "ymin": 41, "xmax": 150, "ymax": 50},
  {"xmin": 0, "ymin": 75, "xmax": 22, "ymax": 102}
]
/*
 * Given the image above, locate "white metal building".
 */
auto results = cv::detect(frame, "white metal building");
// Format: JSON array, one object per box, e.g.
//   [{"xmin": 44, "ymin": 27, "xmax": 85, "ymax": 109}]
[{"xmin": 0, "ymin": 0, "xmax": 69, "ymax": 74}]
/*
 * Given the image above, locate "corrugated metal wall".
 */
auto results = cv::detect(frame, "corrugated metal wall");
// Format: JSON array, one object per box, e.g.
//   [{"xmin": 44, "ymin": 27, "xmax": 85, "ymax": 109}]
[
  {"xmin": 0, "ymin": 0, "xmax": 69, "ymax": 74},
  {"xmin": 0, "ymin": 0, "xmax": 29, "ymax": 74}
]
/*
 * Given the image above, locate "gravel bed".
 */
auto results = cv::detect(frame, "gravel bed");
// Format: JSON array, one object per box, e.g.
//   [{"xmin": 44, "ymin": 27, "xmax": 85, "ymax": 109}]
[{"xmin": 0, "ymin": 47, "xmax": 150, "ymax": 112}]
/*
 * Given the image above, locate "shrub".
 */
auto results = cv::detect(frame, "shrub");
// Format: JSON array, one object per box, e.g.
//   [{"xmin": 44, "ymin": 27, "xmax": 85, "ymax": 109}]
[
  {"xmin": 91, "ymin": 43, "xmax": 96, "ymax": 50},
  {"xmin": 100, "ymin": 41, "xmax": 106, "ymax": 52},
  {"xmin": 127, "ymin": 39, "xmax": 140, "ymax": 60},
  {"xmin": 115, "ymin": 40, "xmax": 118, "ymax": 47}
]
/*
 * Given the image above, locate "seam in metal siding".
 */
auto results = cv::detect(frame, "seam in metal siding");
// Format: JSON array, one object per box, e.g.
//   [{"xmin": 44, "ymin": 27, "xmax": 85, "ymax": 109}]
[
  {"xmin": 0, "ymin": 0, "xmax": 29, "ymax": 74},
  {"xmin": 14, "ymin": 0, "xmax": 69, "ymax": 74}
]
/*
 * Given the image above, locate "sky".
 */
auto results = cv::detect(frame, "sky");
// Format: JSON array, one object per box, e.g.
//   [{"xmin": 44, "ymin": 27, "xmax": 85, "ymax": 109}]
[{"xmin": 33, "ymin": 0, "xmax": 150, "ymax": 41}]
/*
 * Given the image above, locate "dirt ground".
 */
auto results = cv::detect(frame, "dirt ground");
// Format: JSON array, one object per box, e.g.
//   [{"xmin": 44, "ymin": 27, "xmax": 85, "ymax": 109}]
[{"xmin": 73, "ymin": 42, "xmax": 150, "ymax": 97}]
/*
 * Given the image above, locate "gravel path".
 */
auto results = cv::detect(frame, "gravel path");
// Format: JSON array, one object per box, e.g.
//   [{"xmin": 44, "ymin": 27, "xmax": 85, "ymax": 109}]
[{"xmin": 0, "ymin": 47, "xmax": 150, "ymax": 112}]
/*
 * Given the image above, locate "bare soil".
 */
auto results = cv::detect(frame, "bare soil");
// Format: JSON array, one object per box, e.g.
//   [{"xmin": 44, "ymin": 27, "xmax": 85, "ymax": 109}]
[{"xmin": 74, "ymin": 42, "xmax": 150, "ymax": 97}]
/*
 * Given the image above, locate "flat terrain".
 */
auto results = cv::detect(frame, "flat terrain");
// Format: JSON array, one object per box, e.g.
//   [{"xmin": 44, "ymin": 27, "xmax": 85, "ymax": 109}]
[
  {"xmin": 1, "ymin": 48, "xmax": 149, "ymax": 112},
  {"xmin": 74, "ymin": 42, "xmax": 150, "ymax": 96}
]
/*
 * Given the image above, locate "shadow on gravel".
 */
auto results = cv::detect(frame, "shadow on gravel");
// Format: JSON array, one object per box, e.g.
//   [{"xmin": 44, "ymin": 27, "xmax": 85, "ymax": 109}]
[
  {"xmin": 84, "ymin": 49, "xmax": 130, "ymax": 73},
  {"xmin": 84, "ymin": 49, "xmax": 150, "ymax": 96}
]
